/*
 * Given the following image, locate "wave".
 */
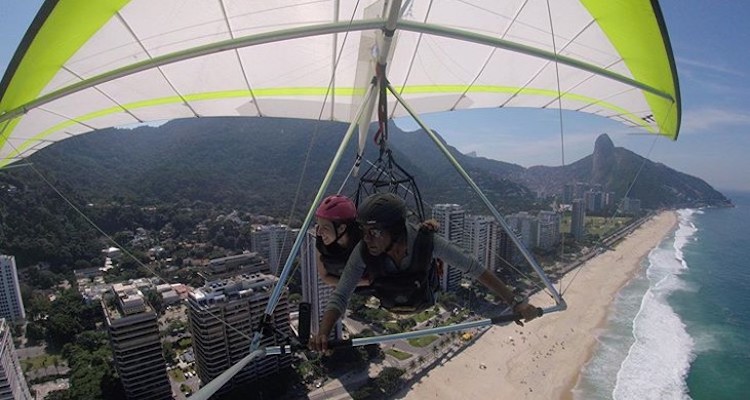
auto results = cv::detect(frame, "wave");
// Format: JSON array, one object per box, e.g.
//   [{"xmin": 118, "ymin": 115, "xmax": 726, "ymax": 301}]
[{"xmin": 612, "ymin": 210, "xmax": 697, "ymax": 400}]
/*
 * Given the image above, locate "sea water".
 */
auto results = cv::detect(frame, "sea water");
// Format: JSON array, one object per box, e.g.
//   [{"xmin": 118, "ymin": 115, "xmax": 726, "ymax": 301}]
[{"xmin": 573, "ymin": 191, "xmax": 750, "ymax": 400}]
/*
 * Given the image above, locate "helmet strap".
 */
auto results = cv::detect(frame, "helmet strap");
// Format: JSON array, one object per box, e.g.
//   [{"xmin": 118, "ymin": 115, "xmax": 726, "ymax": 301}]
[{"xmin": 332, "ymin": 222, "xmax": 347, "ymax": 242}]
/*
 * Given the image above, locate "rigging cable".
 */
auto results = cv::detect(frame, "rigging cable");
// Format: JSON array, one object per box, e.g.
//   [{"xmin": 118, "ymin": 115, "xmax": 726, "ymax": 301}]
[
  {"xmin": 560, "ymin": 133, "xmax": 660, "ymax": 296},
  {"xmin": 4, "ymin": 141, "xmax": 256, "ymax": 343},
  {"xmin": 546, "ymin": 0, "xmax": 568, "ymax": 296}
]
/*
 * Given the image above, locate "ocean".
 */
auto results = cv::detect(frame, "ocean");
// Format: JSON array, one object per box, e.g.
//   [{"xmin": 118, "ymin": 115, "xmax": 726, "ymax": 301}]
[{"xmin": 573, "ymin": 191, "xmax": 750, "ymax": 400}]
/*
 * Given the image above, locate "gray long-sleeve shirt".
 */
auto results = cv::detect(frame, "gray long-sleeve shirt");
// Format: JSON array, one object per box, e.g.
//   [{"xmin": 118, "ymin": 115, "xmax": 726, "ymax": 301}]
[{"xmin": 326, "ymin": 223, "xmax": 486, "ymax": 315}]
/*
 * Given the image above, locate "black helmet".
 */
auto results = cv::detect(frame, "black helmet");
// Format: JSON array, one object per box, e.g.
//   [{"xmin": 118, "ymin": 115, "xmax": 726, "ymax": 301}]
[{"xmin": 357, "ymin": 193, "xmax": 406, "ymax": 228}]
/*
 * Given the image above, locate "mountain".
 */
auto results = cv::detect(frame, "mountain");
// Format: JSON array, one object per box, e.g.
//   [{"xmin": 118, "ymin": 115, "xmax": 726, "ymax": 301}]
[
  {"xmin": 4, "ymin": 118, "xmax": 730, "ymax": 217},
  {"xmin": 10, "ymin": 117, "xmax": 534, "ymax": 217},
  {"xmin": 516, "ymin": 133, "xmax": 730, "ymax": 209},
  {"xmin": 0, "ymin": 118, "xmax": 732, "ymax": 267}
]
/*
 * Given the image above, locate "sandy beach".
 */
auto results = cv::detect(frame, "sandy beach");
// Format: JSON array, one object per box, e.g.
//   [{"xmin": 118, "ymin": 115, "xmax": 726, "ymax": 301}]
[{"xmin": 400, "ymin": 211, "xmax": 678, "ymax": 400}]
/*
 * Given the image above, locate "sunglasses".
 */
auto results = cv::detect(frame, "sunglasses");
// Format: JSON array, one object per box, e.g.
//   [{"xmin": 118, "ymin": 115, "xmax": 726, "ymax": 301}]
[{"xmin": 360, "ymin": 225, "xmax": 385, "ymax": 239}]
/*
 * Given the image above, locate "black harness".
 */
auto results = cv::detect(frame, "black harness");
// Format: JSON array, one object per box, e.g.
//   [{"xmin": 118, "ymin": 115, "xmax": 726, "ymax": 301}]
[
  {"xmin": 315, "ymin": 235, "xmax": 350, "ymax": 277},
  {"xmin": 362, "ymin": 226, "xmax": 439, "ymax": 314},
  {"xmin": 316, "ymin": 222, "xmax": 363, "ymax": 278}
]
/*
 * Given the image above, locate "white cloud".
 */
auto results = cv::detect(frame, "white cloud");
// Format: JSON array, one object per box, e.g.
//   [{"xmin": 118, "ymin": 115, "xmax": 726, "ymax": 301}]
[
  {"xmin": 681, "ymin": 108, "xmax": 750, "ymax": 133},
  {"xmin": 677, "ymin": 56, "xmax": 746, "ymax": 78}
]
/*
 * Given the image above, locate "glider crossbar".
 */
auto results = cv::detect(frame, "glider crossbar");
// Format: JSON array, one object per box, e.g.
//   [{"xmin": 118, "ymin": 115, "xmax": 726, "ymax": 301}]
[
  {"xmin": 190, "ymin": 349, "xmax": 266, "ymax": 400},
  {"xmin": 266, "ymin": 307, "xmax": 544, "ymax": 354},
  {"xmin": 386, "ymin": 83, "xmax": 567, "ymax": 311}
]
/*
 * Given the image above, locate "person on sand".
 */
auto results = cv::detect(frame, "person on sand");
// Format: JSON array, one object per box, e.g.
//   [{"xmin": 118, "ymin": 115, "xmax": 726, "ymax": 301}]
[{"xmin": 310, "ymin": 193, "xmax": 539, "ymax": 352}]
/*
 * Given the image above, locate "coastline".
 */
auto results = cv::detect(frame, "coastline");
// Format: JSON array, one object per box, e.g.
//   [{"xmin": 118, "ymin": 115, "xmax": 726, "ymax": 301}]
[{"xmin": 400, "ymin": 211, "xmax": 678, "ymax": 400}]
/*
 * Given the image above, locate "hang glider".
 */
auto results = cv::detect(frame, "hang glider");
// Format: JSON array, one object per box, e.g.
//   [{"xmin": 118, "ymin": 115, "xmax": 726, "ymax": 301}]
[
  {"xmin": 1, "ymin": 0, "xmax": 679, "ymax": 169},
  {"xmin": 0, "ymin": 1, "xmax": 681, "ymax": 399}
]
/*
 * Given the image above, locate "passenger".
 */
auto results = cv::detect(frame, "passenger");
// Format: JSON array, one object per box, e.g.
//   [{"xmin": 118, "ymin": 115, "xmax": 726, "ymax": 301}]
[
  {"xmin": 310, "ymin": 193, "xmax": 540, "ymax": 351},
  {"xmin": 314, "ymin": 194, "xmax": 367, "ymax": 286}
]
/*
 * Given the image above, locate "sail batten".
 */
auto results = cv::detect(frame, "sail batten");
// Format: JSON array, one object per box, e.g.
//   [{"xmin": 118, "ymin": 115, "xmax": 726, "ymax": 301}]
[{"xmin": 1, "ymin": 0, "xmax": 680, "ymax": 167}]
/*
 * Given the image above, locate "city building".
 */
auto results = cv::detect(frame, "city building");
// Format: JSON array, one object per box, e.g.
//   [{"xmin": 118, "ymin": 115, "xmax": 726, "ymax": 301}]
[
  {"xmin": 0, "ymin": 319, "xmax": 31, "ymax": 400},
  {"xmin": 621, "ymin": 197, "xmax": 642, "ymax": 214},
  {"xmin": 101, "ymin": 283, "xmax": 171, "ymax": 400},
  {"xmin": 205, "ymin": 251, "xmax": 268, "ymax": 280},
  {"xmin": 505, "ymin": 212, "xmax": 538, "ymax": 250},
  {"xmin": 188, "ymin": 273, "xmax": 292, "ymax": 395},
  {"xmin": 571, "ymin": 199, "xmax": 587, "ymax": 240},
  {"xmin": 537, "ymin": 211, "xmax": 561, "ymax": 251},
  {"xmin": 585, "ymin": 190, "xmax": 604, "ymax": 213},
  {"xmin": 0, "ymin": 256, "xmax": 25, "ymax": 322},
  {"xmin": 251, "ymin": 225, "xmax": 297, "ymax": 274},
  {"xmin": 464, "ymin": 215, "xmax": 494, "ymax": 267},
  {"xmin": 432, "ymin": 204, "xmax": 466, "ymax": 291},
  {"xmin": 299, "ymin": 231, "xmax": 342, "ymax": 339},
  {"xmin": 489, "ymin": 222, "xmax": 520, "ymax": 276}
]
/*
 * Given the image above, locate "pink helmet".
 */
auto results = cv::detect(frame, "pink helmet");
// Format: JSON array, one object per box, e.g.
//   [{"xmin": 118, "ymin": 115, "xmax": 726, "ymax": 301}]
[{"xmin": 315, "ymin": 195, "xmax": 356, "ymax": 222}]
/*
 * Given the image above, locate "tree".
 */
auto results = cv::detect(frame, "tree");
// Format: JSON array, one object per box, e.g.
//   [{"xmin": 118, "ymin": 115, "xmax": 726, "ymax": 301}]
[
  {"xmin": 144, "ymin": 289, "xmax": 163, "ymax": 313},
  {"xmin": 375, "ymin": 367, "xmax": 405, "ymax": 396},
  {"xmin": 163, "ymin": 341, "xmax": 176, "ymax": 364}
]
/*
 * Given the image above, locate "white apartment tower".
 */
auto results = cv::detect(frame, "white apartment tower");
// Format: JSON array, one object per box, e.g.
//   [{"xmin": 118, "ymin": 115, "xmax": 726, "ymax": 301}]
[
  {"xmin": 0, "ymin": 256, "xmax": 25, "ymax": 322},
  {"xmin": 188, "ymin": 273, "xmax": 292, "ymax": 395},
  {"xmin": 464, "ymin": 215, "xmax": 494, "ymax": 267},
  {"xmin": 0, "ymin": 319, "xmax": 31, "ymax": 400},
  {"xmin": 505, "ymin": 212, "xmax": 539, "ymax": 250},
  {"xmin": 571, "ymin": 199, "xmax": 587, "ymax": 240},
  {"xmin": 537, "ymin": 211, "xmax": 561, "ymax": 250},
  {"xmin": 251, "ymin": 225, "xmax": 297, "ymax": 274},
  {"xmin": 432, "ymin": 204, "xmax": 465, "ymax": 291},
  {"xmin": 101, "ymin": 283, "xmax": 171, "ymax": 400},
  {"xmin": 299, "ymin": 231, "xmax": 341, "ymax": 339}
]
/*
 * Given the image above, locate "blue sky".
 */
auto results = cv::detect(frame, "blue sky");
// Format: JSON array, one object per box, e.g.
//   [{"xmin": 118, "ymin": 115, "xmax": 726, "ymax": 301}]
[{"xmin": 2, "ymin": 1, "xmax": 748, "ymax": 193}]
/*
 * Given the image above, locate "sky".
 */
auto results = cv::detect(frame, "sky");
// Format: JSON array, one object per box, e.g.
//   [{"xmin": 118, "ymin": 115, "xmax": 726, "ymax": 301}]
[{"xmin": 1, "ymin": 1, "xmax": 749, "ymax": 193}]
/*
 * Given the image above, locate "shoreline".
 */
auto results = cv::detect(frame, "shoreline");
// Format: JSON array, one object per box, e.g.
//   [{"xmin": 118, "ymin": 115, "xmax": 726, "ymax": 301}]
[{"xmin": 400, "ymin": 211, "xmax": 678, "ymax": 400}]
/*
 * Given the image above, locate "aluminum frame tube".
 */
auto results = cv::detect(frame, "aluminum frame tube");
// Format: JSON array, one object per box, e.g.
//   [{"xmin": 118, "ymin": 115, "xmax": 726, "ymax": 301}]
[
  {"xmin": 263, "ymin": 82, "xmax": 378, "ymax": 317},
  {"xmin": 386, "ymin": 83, "xmax": 566, "ymax": 309}
]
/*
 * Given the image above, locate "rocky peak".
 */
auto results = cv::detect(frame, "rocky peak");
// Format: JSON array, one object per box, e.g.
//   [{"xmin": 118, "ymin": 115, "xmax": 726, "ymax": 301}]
[{"xmin": 592, "ymin": 133, "xmax": 615, "ymax": 184}]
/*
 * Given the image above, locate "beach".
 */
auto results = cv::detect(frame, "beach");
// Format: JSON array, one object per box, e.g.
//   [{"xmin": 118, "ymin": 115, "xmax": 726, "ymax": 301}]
[{"xmin": 400, "ymin": 211, "xmax": 678, "ymax": 400}]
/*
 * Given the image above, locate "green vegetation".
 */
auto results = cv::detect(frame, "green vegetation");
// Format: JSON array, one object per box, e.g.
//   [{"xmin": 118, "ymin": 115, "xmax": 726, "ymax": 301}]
[
  {"xmin": 586, "ymin": 216, "xmax": 630, "ymax": 237},
  {"xmin": 407, "ymin": 335, "xmax": 438, "ymax": 348},
  {"xmin": 58, "ymin": 331, "xmax": 125, "ymax": 400},
  {"xmin": 384, "ymin": 348, "xmax": 412, "ymax": 361},
  {"xmin": 352, "ymin": 367, "xmax": 406, "ymax": 399},
  {"xmin": 562, "ymin": 215, "xmax": 631, "ymax": 238},
  {"xmin": 169, "ymin": 368, "xmax": 185, "ymax": 382},
  {"xmin": 21, "ymin": 354, "xmax": 63, "ymax": 370},
  {"xmin": 413, "ymin": 308, "xmax": 438, "ymax": 323}
]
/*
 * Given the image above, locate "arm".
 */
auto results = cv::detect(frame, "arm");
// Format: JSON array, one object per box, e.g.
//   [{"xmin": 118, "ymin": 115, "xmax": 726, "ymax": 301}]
[
  {"xmin": 309, "ymin": 243, "xmax": 366, "ymax": 351},
  {"xmin": 309, "ymin": 308, "xmax": 341, "ymax": 352},
  {"xmin": 476, "ymin": 269, "xmax": 539, "ymax": 322},
  {"xmin": 433, "ymin": 235, "xmax": 539, "ymax": 322}
]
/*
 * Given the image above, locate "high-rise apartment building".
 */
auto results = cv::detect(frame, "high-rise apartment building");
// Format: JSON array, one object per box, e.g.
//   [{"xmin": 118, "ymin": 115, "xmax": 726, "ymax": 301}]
[
  {"xmin": 489, "ymin": 222, "xmax": 519, "ymax": 278},
  {"xmin": 621, "ymin": 197, "xmax": 642, "ymax": 214},
  {"xmin": 0, "ymin": 256, "xmax": 25, "ymax": 323},
  {"xmin": 537, "ymin": 211, "xmax": 561, "ymax": 251},
  {"xmin": 188, "ymin": 273, "xmax": 292, "ymax": 395},
  {"xmin": 432, "ymin": 204, "xmax": 466, "ymax": 291},
  {"xmin": 571, "ymin": 199, "xmax": 587, "ymax": 240},
  {"xmin": 101, "ymin": 283, "xmax": 171, "ymax": 400},
  {"xmin": 585, "ymin": 190, "xmax": 604, "ymax": 212},
  {"xmin": 299, "ymin": 231, "xmax": 341, "ymax": 339},
  {"xmin": 464, "ymin": 215, "xmax": 493, "ymax": 267},
  {"xmin": 0, "ymin": 319, "xmax": 31, "ymax": 400},
  {"xmin": 505, "ymin": 212, "xmax": 538, "ymax": 250},
  {"xmin": 205, "ymin": 251, "xmax": 269, "ymax": 280},
  {"xmin": 251, "ymin": 225, "xmax": 297, "ymax": 274}
]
